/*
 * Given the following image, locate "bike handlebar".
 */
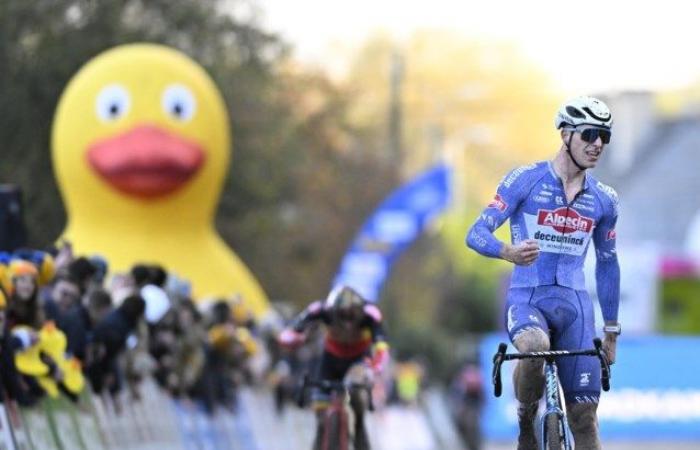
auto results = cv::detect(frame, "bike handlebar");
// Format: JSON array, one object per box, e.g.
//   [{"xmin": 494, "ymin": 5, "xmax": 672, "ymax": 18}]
[
  {"xmin": 296, "ymin": 375, "xmax": 375, "ymax": 411},
  {"xmin": 492, "ymin": 338, "xmax": 611, "ymax": 397},
  {"xmin": 594, "ymin": 338, "xmax": 611, "ymax": 392},
  {"xmin": 493, "ymin": 343, "xmax": 507, "ymax": 397}
]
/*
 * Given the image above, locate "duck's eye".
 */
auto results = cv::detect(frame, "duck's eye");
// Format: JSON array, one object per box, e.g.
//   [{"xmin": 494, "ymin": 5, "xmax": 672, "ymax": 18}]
[
  {"xmin": 95, "ymin": 84, "xmax": 131, "ymax": 122},
  {"xmin": 162, "ymin": 84, "xmax": 196, "ymax": 121}
]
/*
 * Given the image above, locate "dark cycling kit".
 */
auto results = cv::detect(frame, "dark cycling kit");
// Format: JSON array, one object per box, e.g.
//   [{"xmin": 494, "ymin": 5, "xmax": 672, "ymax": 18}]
[{"xmin": 290, "ymin": 300, "xmax": 386, "ymax": 403}]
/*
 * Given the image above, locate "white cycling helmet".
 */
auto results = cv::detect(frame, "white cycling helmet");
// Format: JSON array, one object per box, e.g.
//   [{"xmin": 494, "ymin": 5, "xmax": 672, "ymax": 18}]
[
  {"xmin": 554, "ymin": 96, "xmax": 613, "ymax": 130},
  {"xmin": 325, "ymin": 285, "xmax": 364, "ymax": 311}
]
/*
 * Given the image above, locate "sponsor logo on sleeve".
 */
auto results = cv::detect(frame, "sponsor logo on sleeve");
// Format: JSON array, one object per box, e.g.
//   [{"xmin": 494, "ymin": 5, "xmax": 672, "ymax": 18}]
[
  {"xmin": 502, "ymin": 164, "xmax": 537, "ymax": 188},
  {"xmin": 488, "ymin": 194, "xmax": 508, "ymax": 212},
  {"xmin": 606, "ymin": 229, "xmax": 617, "ymax": 240},
  {"xmin": 511, "ymin": 224, "xmax": 522, "ymax": 243},
  {"xmin": 596, "ymin": 181, "xmax": 618, "ymax": 201},
  {"xmin": 507, "ymin": 306, "xmax": 517, "ymax": 331},
  {"xmin": 596, "ymin": 181, "xmax": 619, "ymax": 215}
]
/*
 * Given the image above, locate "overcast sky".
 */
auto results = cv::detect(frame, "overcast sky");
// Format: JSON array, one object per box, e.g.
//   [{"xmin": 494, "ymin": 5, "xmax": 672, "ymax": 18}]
[{"xmin": 257, "ymin": 0, "xmax": 700, "ymax": 95}]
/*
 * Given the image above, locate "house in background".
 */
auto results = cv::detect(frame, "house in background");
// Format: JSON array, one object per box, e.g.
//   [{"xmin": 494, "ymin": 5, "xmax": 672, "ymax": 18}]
[
  {"xmin": 597, "ymin": 93, "xmax": 700, "ymax": 254},
  {"xmin": 586, "ymin": 92, "xmax": 700, "ymax": 333}
]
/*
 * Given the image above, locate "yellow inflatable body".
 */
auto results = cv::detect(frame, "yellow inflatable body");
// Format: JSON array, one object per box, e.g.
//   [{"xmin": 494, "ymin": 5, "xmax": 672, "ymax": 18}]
[{"xmin": 51, "ymin": 44, "xmax": 269, "ymax": 316}]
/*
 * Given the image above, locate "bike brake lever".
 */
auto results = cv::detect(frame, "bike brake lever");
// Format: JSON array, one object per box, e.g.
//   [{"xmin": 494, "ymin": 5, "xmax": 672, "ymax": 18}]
[
  {"xmin": 593, "ymin": 338, "xmax": 611, "ymax": 391},
  {"xmin": 593, "ymin": 337, "xmax": 603, "ymax": 353},
  {"xmin": 493, "ymin": 343, "xmax": 507, "ymax": 397}
]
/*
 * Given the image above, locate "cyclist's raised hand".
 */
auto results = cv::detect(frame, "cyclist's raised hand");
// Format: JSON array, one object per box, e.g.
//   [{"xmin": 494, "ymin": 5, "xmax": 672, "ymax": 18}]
[
  {"xmin": 602, "ymin": 333, "xmax": 617, "ymax": 365},
  {"xmin": 501, "ymin": 239, "xmax": 540, "ymax": 266},
  {"xmin": 366, "ymin": 342, "xmax": 390, "ymax": 375},
  {"xmin": 347, "ymin": 360, "xmax": 375, "ymax": 388},
  {"xmin": 278, "ymin": 328, "xmax": 305, "ymax": 349}
]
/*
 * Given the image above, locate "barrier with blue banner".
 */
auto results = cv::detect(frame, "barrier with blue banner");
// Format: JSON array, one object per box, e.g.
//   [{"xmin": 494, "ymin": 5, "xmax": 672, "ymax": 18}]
[
  {"xmin": 479, "ymin": 333, "xmax": 700, "ymax": 441},
  {"xmin": 333, "ymin": 164, "xmax": 451, "ymax": 301}
]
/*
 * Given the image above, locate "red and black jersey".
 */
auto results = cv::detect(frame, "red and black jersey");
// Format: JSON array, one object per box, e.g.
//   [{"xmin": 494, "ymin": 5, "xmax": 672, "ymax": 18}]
[{"xmin": 291, "ymin": 300, "xmax": 386, "ymax": 358}]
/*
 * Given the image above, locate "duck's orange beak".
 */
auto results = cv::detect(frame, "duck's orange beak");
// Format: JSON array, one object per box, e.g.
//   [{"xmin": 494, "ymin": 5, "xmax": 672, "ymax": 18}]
[{"xmin": 87, "ymin": 125, "xmax": 204, "ymax": 199}]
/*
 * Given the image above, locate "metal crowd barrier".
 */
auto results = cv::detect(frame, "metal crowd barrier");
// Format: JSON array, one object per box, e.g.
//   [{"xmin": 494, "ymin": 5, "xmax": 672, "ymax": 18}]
[{"xmin": 0, "ymin": 380, "xmax": 458, "ymax": 450}]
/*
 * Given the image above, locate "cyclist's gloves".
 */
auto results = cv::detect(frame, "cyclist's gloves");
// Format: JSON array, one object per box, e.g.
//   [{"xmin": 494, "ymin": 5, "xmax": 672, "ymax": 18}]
[
  {"xmin": 278, "ymin": 328, "xmax": 305, "ymax": 349},
  {"xmin": 369, "ymin": 341, "xmax": 390, "ymax": 373}
]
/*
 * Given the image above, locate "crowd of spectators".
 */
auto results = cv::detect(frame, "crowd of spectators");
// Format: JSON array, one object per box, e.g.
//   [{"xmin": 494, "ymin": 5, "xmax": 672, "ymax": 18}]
[
  {"xmin": 1, "ymin": 241, "xmax": 486, "ymax": 450},
  {"xmin": 0, "ymin": 241, "xmax": 265, "ymax": 415}
]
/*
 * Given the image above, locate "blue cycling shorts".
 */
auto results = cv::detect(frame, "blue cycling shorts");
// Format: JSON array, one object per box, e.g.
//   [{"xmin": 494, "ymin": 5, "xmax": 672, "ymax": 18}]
[{"xmin": 505, "ymin": 285, "xmax": 601, "ymax": 404}]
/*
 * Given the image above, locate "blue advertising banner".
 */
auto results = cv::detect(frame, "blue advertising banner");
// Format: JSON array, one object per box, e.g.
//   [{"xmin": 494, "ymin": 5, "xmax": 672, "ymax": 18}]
[
  {"xmin": 333, "ymin": 164, "xmax": 451, "ymax": 302},
  {"xmin": 480, "ymin": 333, "xmax": 700, "ymax": 441}
]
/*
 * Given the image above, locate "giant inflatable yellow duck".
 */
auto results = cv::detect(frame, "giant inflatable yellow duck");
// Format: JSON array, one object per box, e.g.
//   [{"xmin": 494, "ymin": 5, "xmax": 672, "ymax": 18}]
[{"xmin": 51, "ymin": 44, "xmax": 268, "ymax": 316}]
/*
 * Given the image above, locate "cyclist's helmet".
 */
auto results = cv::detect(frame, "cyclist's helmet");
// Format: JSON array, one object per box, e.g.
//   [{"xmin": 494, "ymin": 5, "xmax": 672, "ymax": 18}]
[
  {"xmin": 325, "ymin": 285, "xmax": 365, "ymax": 323},
  {"xmin": 554, "ymin": 96, "xmax": 613, "ymax": 130}
]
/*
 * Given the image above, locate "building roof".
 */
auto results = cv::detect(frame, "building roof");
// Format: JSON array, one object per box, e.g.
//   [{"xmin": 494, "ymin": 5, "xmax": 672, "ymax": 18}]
[{"xmin": 595, "ymin": 117, "xmax": 700, "ymax": 253}]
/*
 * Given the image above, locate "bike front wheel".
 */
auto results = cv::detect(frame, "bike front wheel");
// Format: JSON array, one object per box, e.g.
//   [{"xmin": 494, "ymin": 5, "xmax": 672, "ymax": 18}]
[
  {"xmin": 544, "ymin": 414, "xmax": 566, "ymax": 450},
  {"xmin": 322, "ymin": 408, "xmax": 351, "ymax": 450}
]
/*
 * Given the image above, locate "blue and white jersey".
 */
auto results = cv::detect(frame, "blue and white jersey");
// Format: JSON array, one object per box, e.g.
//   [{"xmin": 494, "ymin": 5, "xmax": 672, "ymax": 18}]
[{"xmin": 466, "ymin": 161, "xmax": 620, "ymax": 322}]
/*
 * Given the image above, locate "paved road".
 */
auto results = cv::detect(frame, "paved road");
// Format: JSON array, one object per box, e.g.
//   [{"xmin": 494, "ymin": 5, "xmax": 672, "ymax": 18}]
[{"xmin": 484, "ymin": 442, "xmax": 699, "ymax": 450}]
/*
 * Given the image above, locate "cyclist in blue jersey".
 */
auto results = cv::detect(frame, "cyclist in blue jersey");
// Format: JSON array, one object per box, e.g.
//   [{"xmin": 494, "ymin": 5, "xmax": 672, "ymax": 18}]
[{"xmin": 466, "ymin": 96, "xmax": 620, "ymax": 450}]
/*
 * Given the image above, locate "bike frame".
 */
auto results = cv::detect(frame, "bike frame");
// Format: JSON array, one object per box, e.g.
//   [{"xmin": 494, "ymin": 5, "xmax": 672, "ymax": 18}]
[
  {"xmin": 541, "ymin": 357, "xmax": 572, "ymax": 450},
  {"xmin": 492, "ymin": 338, "xmax": 610, "ymax": 450},
  {"xmin": 322, "ymin": 388, "xmax": 350, "ymax": 450},
  {"xmin": 297, "ymin": 375, "xmax": 374, "ymax": 450}
]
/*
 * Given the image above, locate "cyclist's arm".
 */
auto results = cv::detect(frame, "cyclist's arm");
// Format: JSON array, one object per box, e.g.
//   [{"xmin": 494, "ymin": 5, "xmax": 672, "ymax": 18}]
[
  {"xmin": 289, "ymin": 300, "xmax": 324, "ymax": 333},
  {"xmin": 593, "ymin": 193, "xmax": 620, "ymax": 324},
  {"xmin": 465, "ymin": 167, "xmax": 529, "ymax": 259},
  {"xmin": 364, "ymin": 303, "xmax": 387, "ymax": 345},
  {"xmin": 364, "ymin": 303, "xmax": 390, "ymax": 370}
]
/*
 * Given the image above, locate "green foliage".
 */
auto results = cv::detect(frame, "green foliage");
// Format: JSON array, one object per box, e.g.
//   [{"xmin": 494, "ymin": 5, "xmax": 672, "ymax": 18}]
[
  {"xmin": 381, "ymin": 209, "xmax": 511, "ymax": 381},
  {"xmin": 1, "ymin": 4, "xmax": 522, "ymax": 376},
  {"xmin": 659, "ymin": 277, "xmax": 700, "ymax": 334},
  {"xmin": 388, "ymin": 324, "xmax": 455, "ymax": 381},
  {"xmin": 0, "ymin": 0, "xmax": 284, "ymax": 241},
  {"xmin": 0, "ymin": 0, "xmax": 397, "ymax": 305},
  {"xmin": 437, "ymin": 211, "xmax": 509, "ymax": 332}
]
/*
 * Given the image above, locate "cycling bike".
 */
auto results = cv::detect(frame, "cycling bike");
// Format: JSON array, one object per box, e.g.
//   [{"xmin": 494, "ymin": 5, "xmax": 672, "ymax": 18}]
[
  {"xmin": 297, "ymin": 374, "xmax": 374, "ymax": 450},
  {"xmin": 492, "ymin": 338, "xmax": 611, "ymax": 450}
]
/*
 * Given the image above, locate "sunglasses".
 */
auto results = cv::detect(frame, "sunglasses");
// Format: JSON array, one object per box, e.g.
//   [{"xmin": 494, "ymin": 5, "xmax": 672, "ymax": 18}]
[
  {"xmin": 577, "ymin": 127, "xmax": 611, "ymax": 144},
  {"xmin": 337, "ymin": 310, "xmax": 360, "ymax": 322}
]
